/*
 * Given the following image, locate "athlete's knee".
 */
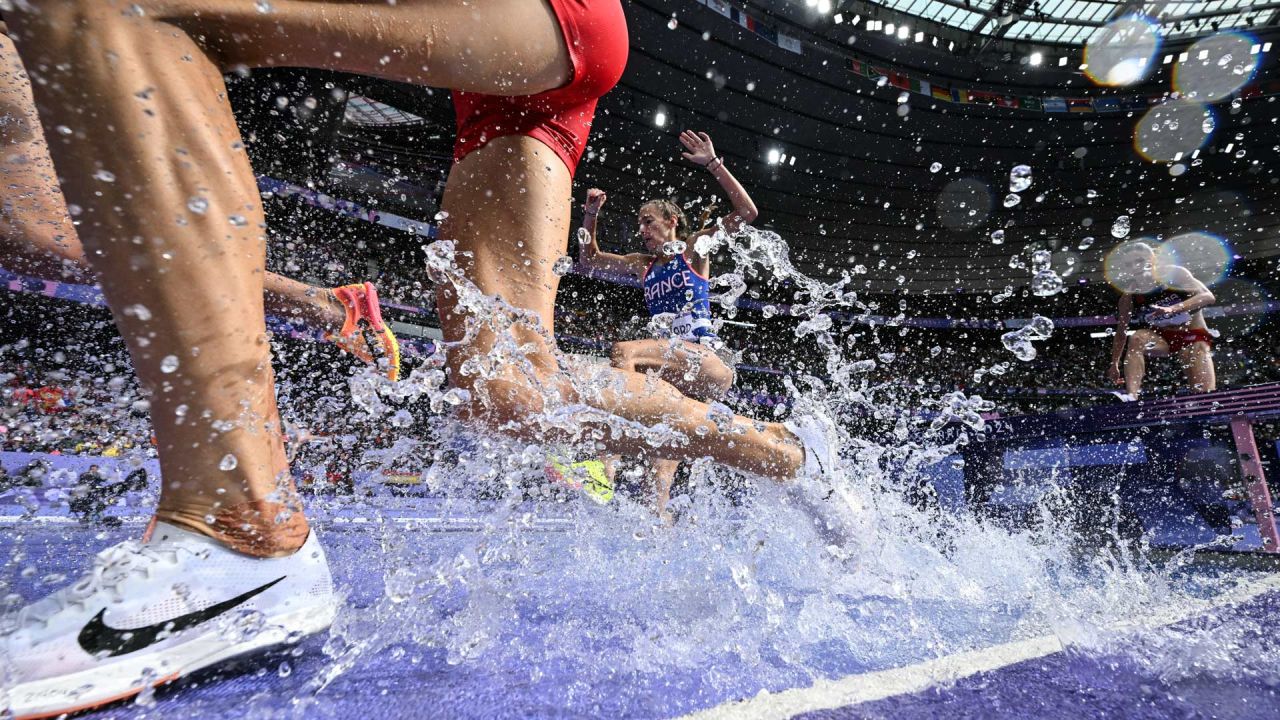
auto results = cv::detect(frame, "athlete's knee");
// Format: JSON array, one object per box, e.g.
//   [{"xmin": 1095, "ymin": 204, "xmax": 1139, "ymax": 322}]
[
  {"xmin": 611, "ymin": 344, "xmax": 637, "ymax": 372},
  {"xmin": 8, "ymin": 1, "xmax": 95, "ymax": 37},
  {"xmin": 451, "ymin": 366, "xmax": 566, "ymax": 436},
  {"xmin": 1126, "ymin": 331, "xmax": 1153, "ymax": 356},
  {"xmin": 710, "ymin": 369, "xmax": 733, "ymax": 397}
]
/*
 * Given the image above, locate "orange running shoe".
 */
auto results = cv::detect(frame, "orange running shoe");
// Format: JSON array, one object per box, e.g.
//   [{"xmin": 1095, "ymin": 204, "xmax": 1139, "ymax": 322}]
[{"xmin": 326, "ymin": 282, "xmax": 402, "ymax": 381}]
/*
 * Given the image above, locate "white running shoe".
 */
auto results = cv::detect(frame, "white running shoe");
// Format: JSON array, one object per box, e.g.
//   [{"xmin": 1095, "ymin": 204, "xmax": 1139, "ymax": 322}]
[
  {"xmin": 784, "ymin": 413, "xmax": 838, "ymax": 479},
  {"xmin": 1, "ymin": 522, "xmax": 337, "ymax": 720}
]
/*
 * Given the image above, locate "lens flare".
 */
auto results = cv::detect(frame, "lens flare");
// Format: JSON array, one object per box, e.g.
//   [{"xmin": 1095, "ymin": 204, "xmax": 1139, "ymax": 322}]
[
  {"xmin": 1104, "ymin": 239, "xmax": 1161, "ymax": 294},
  {"xmin": 1210, "ymin": 277, "xmax": 1269, "ymax": 337},
  {"xmin": 1173, "ymin": 32, "xmax": 1258, "ymax": 102},
  {"xmin": 1155, "ymin": 231, "xmax": 1233, "ymax": 287},
  {"xmin": 1134, "ymin": 99, "xmax": 1213, "ymax": 163},
  {"xmin": 1084, "ymin": 16, "xmax": 1161, "ymax": 87},
  {"xmin": 935, "ymin": 178, "xmax": 992, "ymax": 231}
]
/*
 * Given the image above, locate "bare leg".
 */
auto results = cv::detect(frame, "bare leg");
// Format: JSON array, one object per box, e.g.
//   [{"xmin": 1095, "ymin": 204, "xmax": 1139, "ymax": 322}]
[
  {"xmin": 263, "ymin": 273, "xmax": 342, "ymax": 331},
  {"xmin": 436, "ymin": 137, "xmax": 802, "ymax": 480},
  {"xmin": 606, "ymin": 338, "xmax": 736, "ymax": 511},
  {"xmin": 7, "ymin": 0, "xmax": 581, "ymax": 551},
  {"xmin": 1178, "ymin": 342, "xmax": 1216, "ymax": 393},
  {"xmin": 1124, "ymin": 329, "xmax": 1169, "ymax": 398},
  {"xmin": 0, "ymin": 27, "xmax": 348, "ymax": 333},
  {"xmin": 0, "ymin": 29, "xmax": 90, "ymax": 283}
]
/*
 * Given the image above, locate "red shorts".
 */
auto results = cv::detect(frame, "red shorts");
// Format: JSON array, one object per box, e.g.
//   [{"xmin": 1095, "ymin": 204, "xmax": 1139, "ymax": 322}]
[
  {"xmin": 1156, "ymin": 327, "xmax": 1213, "ymax": 353},
  {"xmin": 451, "ymin": 0, "xmax": 628, "ymax": 176}
]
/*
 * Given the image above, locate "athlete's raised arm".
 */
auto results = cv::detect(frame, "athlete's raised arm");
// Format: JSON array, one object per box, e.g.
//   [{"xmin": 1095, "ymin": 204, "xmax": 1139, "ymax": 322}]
[
  {"xmin": 577, "ymin": 188, "xmax": 652, "ymax": 280},
  {"xmin": 678, "ymin": 130, "xmax": 758, "ymax": 277}
]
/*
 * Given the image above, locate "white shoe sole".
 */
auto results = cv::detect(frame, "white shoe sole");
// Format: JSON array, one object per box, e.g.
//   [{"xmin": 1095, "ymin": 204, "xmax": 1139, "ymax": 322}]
[{"xmin": 8, "ymin": 600, "xmax": 336, "ymax": 720}]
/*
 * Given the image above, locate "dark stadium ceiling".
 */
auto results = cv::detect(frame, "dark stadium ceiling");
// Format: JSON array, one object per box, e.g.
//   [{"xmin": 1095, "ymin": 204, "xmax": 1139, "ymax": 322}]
[
  {"xmin": 831, "ymin": 0, "xmax": 1275, "ymax": 47},
  {"xmin": 242, "ymin": 0, "xmax": 1280, "ymax": 296}
]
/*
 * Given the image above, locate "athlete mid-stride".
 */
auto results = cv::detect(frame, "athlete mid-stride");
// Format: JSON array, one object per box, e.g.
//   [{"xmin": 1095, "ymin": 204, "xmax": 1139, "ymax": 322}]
[
  {"xmin": 578, "ymin": 130, "xmax": 755, "ymax": 516},
  {"xmin": 3, "ymin": 4, "xmax": 847, "ymax": 716}
]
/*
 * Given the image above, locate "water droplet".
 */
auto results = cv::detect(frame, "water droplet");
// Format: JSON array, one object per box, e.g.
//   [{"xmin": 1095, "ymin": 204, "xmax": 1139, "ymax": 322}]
[
  {"xmin": 228, "ymin": 215, "xmax": 248, "ymax": 227},
  {"xmin": 1087, "ymin": 189, "xmax": 1098, "ymax": 199},
  {"xmin": 552, "ymin": 256, "xmax": 574, "ymax": 276},
  {"xmin": 929, "ymin": 162, "xmax": 942, "ymax": 173},
  {"xmin": 668, "ymin": 17, "xmax": 678, "ymax": 29},
  {"xmin": 278, "ymin": 660, "xmax": 292, "ymax": 677},
  {"xmin": 1009, "ymin": 164, "xmax": 1032, "ymax": 193},
  {"xmin": 661, "ymin": 240, "xmax": 687, "ymax": 255},
  {"xmin": 93, "ymin": 169, "xmax": 116, "ymax": 183},
  {"xmin": 1077, "ymin": 236, "xmax": 1095, "ymax": 250},
  {"xmin": 255, "ymin": 0, "xmax": 273, "ymax": 12},
  {"xmin": 1202, "ymin": 116, "xmax": 1216, "ymax": 134},
  {"xmin": 1111, "ymin": 215, "xmax": 1131, "ymax": 239},
  {"xmin": 1169, "ymin": 163, "xmax": 1187, "ymax": 176},
  {"xmin": 1031, "ymin": 249, "xmax": 1052, "ymax": 272},
  {"xmin": 56, "ymin": 125, "xmax": 72, "ymax": 136},
  {"xmin": 1003, "ymin": 193, "xmax": 1022, "ymax": 208},
  {"xmin": 159, "ymin": 355, "xmax": 179, "ymax": 373},
  {"xmin": 990, "ymin": 230, "xmax": 1005, "ymax": 244},
  {"xmin": 187, "ymin": 196, "xmax": 208, "ymax": 214},
  {"xmin": 1031, "ymin": 270, "xmax": 1063, "ymax": 297},
  {"xmin": 219, "ymin": 454, "xmax": 238, "ymax": 471}
]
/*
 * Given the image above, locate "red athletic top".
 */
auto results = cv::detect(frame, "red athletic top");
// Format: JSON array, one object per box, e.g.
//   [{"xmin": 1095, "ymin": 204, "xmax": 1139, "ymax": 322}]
[{"xmin": 451, "ymin": 0, "xmax": 629, "ymax": 176}]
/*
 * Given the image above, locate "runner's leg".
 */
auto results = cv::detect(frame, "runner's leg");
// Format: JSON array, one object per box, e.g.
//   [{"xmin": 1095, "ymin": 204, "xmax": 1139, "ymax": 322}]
[{"xmin": 1177, "ymin": 341, "xmax": 1216, "ymax": 393}]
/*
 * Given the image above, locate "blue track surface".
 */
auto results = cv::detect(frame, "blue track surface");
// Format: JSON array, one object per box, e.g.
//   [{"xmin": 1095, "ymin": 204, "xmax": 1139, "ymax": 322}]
[{"xmin": 5, "ymin": 509, "xmax": 1280, "ymax": 720}]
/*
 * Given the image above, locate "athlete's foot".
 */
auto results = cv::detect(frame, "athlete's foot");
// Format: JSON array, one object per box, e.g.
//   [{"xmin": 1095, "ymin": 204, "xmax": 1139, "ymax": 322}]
[
  {"xmin": 326, "ymin": 282, "xmax": 402, "ymax": 381},
  {"xmin": 782, "ymin": 413, "xmax": 866, "ymax": 551},
  {"xmin": 544, "ymin": 454, "xmax": 614, "ymax": 504},
  {"xmin": 784, "ymin": 413, "xmax": 838, "ymax": 479},
  {"xmin": 1, "ymin": 522, "xmax": 337, "ymax": 720}
]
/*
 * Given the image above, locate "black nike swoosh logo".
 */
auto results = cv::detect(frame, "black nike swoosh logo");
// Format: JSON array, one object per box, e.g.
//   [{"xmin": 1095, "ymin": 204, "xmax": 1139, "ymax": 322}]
[{"xmin": 78, "ymin": 576, "xmax": 286, "ymax": 657}]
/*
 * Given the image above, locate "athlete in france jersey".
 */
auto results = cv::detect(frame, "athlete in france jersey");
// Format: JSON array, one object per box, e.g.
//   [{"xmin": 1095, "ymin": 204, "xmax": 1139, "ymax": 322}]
[
  {"xmin": 643, "ymin": 253, "xmax": 716, "ymax": 341},
  {"xmin": 576, "ymin": 130, "xmax": 760, "ymax": 519}
]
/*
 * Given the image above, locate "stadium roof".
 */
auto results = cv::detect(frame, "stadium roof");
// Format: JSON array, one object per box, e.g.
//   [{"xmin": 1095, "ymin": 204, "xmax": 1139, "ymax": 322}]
[{"xmin": 861, "ymin": 0, "xmax": 1276, "ymax": 47}]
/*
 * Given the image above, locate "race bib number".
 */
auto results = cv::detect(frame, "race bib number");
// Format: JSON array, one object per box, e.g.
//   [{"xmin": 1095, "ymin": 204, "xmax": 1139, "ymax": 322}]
[
  {"xmin": 1146, "ymin": 309, "xmax": 1191, "ymax": 327},
  {"xmin": 671, "ymin": 314, "xmax": 695, "ymax": 338}
]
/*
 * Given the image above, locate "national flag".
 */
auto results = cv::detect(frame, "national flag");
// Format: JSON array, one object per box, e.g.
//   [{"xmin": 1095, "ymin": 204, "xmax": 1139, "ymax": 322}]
[
  {"xmin": 969, "ymin": 90, "xmax": 1000, "ymax": 105},
  {"xmin": 849, "ymin": 59, "xmax": 866, "ymax": 75},
  {"xmin": 1068, "ymin": 97, "xmax": 1094, "ymax": 113},
  {"xmin": 870, "ymin": 65, "xmax": 891, "ymax": 80},
  {"xmin": 932, "ymin": 85, "xmax": 952, "ymax": 101},
  {"xmin": 996, "ymin": 96, "xmax": 1020, "ymax": 109},
  {"xmin": 704, "ymin": 0, "xmax": 733, "ymax": 18},
  {"xmin": 1043, "ymin": 97, "xmax": 1067, "ymax": 112},
  {"xmin": 777, "ymin": 33, "xmax": 802, "ymax": 53},
  {"xmin": 952, "ymin": 88, "xmax": 970, "ymax": 103},
  {"xmin": 889, "ymin": 73, "xmax": 910, "ymax": 90},
  {"xmin": 753, "ymin": 23, "xmax": 778, "ymax": 44},
  {"xmin": 1020, "ymin": 96, "xmax": 1043, "ymax": 111},
  {"xmin": 1092, "ymin": 97, "xmax": 1121, "ymax": 112}
]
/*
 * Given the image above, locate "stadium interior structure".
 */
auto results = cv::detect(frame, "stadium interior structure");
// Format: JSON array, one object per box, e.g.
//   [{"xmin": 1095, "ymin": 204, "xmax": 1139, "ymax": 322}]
[{"xmin": 4, "ymin": 1, "xmax": 1280, "ymax": 718}]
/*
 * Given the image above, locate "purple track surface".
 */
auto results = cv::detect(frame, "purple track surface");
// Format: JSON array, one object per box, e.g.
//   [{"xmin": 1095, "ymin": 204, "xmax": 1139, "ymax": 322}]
[{"xmin": 5, "ymin": 516, "xmax": 1280, "ymax": 720}]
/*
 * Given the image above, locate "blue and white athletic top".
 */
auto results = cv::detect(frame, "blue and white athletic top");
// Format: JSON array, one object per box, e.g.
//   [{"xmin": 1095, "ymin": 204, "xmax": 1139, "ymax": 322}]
[{"xmin": 642, "ymin": 253, "xmax": 716, "ymax": 341}]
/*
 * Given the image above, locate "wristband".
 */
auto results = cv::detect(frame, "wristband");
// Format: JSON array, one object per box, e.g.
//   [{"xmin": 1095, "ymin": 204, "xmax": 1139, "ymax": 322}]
[{"xmin": 705, "ymin": 156, "xmax": 725, "ymax": 170}]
